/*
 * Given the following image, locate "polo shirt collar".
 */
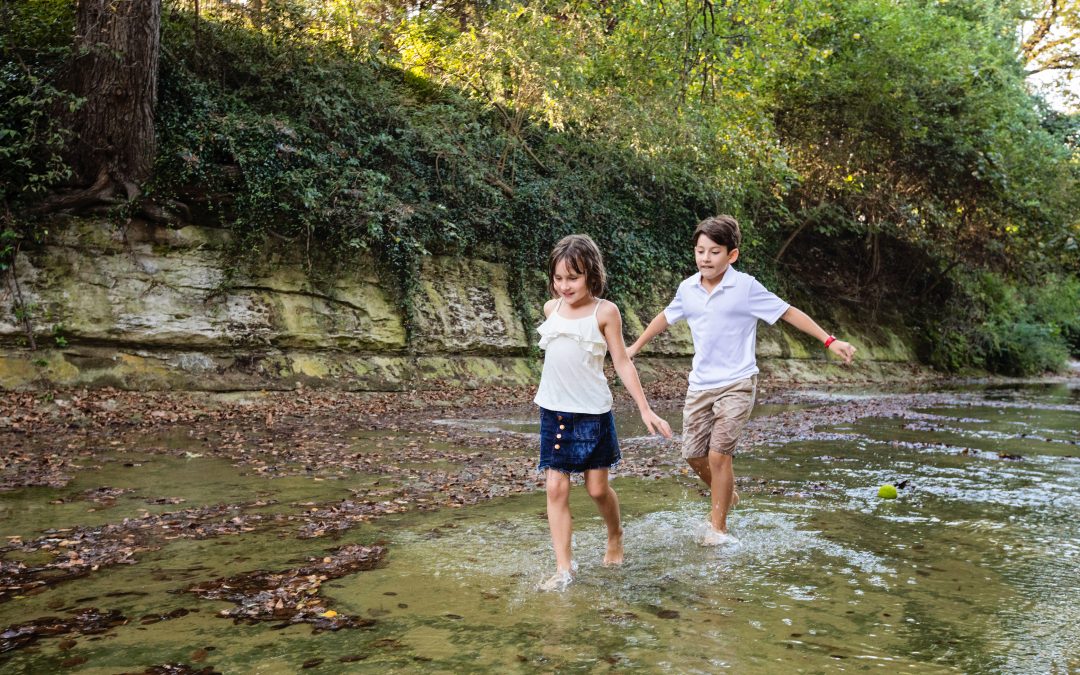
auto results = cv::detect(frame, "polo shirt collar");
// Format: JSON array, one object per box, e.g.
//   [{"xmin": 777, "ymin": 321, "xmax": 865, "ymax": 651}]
[{"xmin": 693, "ymin": 268, "xmax": 739, "ymax": 295}]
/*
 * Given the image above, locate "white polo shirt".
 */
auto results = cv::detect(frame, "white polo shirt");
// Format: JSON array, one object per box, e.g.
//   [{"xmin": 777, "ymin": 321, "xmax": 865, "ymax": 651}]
[{"xmin": 663, "ymin": 268, "xmax": 789, "ymax": 391}]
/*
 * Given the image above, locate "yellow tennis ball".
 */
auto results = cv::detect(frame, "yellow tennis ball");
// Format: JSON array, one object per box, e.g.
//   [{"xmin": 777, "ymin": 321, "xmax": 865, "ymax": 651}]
[{"xmin": 878, "ymin": 484, "xmax": 898, "ymax": 499}]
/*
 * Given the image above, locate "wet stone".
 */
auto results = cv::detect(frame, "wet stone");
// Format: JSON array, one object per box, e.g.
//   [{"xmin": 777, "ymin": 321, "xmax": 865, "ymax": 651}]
[
  {"xmin": 81, "ymin": 486, "xmax": 135, "ymax": 504},
  {"xmin": 184, "ymin": 544, "xmax": 386, "ymax": 631},
  {"xmin": 105, "ymin": 590, "xmax": 149, "ymax": 598},
  {"xmin": 372, "ymin": 638, "xmax": 403, "ymax": 650},
  {"xmin": 0, "ymin": 608, "xmax": 126, "ymax": 653},
  {"xmin": 140, "ymin": 608, "xmax": 191, "ymax": 625},
  {"xmin": 146, "ymin": 497, "xmax": 187, "ymax": 505},
  {"xmin": 339, "ymin": 654, "xmax": 368, "ymax": 662},
  {"xmin": 119, "ymin": 665, "xmax": 222, "ymax": 675}
]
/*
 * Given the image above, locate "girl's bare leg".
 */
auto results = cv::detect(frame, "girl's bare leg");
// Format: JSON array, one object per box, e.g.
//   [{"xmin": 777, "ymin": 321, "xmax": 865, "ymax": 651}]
[
  {"xmin": 545, "ymin": 469, "xmax": 574, "ymax": 571},
  {"xmin": 585, "ymin": 469, "xmax": 623, "ymax": 565}
]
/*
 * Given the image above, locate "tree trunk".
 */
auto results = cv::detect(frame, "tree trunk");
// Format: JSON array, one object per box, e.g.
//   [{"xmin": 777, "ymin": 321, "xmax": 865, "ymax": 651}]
[{"xmin": 67, "ymin": 0, "xmax": 161, "ymax": 195}]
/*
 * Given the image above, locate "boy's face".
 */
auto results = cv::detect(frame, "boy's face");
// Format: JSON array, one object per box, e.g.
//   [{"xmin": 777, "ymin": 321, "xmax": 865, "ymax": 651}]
[
  {"xmin": 695, "ymin": 234, "xmax": 738, "ymax": 283},
  {"xmin": 552, "ymin": 259, "xmax": 590, "ymax": 305}
]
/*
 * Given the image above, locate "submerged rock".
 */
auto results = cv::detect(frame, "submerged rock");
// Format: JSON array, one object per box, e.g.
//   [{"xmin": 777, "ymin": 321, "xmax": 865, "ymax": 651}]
[
  {"xmin": 0, "ymin": 607, "xmax": 126, "ymax": 653},
  {"xmin": 184, "ymin": 544, "xmax": 386, "ymax": 631}
]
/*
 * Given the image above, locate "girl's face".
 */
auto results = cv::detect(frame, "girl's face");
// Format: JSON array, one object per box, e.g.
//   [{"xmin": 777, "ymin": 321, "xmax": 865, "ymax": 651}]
[
  {"xmin": 695, "ymin": 234, "xmax": 739, "ymax": 283},
  {"xmin": 552, "ymin": 259, "xmax": 590, "ymax": 305}
]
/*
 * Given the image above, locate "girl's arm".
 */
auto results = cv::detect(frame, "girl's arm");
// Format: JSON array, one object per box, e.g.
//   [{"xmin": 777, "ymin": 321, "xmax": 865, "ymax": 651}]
[
  {"xmin": 779, "ymin": 307, "xmax": 857, "ymax": 363},
  {"xmin": 626, "ymin": 311, "xmax": 670, "ymax": 359},
  {"xmin": 599, "ymin": 302, "xmax": 673, "ymax": 438}
]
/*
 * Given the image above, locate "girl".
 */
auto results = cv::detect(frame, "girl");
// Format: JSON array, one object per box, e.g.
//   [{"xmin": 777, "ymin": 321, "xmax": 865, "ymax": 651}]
[{"xmin": 535, "ymin": 234, "xmax": 672, "ymax": 591}]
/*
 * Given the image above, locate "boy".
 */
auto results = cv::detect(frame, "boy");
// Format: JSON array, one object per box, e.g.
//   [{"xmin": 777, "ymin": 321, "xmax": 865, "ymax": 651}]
[{"xmin": 627, "ymin": 215, "xmax": 856, "ymax": 545}]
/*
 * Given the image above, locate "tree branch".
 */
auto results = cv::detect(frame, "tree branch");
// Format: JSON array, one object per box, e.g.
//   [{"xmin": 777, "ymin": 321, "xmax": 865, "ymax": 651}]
[{"xmin": 1021, "ymin": 0, "xmax": 1060, "ymax": 60}]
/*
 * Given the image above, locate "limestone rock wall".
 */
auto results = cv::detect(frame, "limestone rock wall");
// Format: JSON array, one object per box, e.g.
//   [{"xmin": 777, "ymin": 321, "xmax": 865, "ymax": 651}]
[{"xmin": 0, "ymin": 220, "xmax": 920, "ymax": 391}]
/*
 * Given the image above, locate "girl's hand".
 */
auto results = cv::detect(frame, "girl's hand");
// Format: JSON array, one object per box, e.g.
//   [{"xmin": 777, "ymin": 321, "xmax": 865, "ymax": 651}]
[
  {"xmin": 641, "ymin": 409, "xmax": 673, "ymax": 439},
  {"xmin": 828, "ymin": 339, "xmax": 857, "ymax": 364}
]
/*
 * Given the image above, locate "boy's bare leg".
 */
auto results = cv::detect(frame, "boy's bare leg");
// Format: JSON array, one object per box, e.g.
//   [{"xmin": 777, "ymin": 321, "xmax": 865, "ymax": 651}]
[
  {"xmin": 585, "ymin": 469, "xmax": 623, "ymax": 565},
  {"xmin": 706, "ymin": 452, "xmax": 735, "ymax": 533},
  {"xmin": 686, "ymin": 456, "xmax": 739, "ymax": 507},
  {"xmin": 545, "ymin": 470, "xmax": 574, "ymax": 572}
]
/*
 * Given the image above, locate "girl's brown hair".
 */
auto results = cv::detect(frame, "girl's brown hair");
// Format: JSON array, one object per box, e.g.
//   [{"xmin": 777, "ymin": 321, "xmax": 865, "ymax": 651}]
[{"xmin": 548, "ymin": 234, "xmax": 606, "ymax": 299}]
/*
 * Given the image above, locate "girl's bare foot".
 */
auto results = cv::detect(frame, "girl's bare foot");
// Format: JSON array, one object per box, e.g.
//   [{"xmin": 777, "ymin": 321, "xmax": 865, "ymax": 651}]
[
  {"xmin": 539, "ymin": 566, "xmax": 575, "ymax": 592},
  {"xmin": 603, "ymin": 529, "xmax": 624, "ymax": 566},
  {"xmin": 731, "ymin": 491, "xmax": 740, "ymax": 508}
]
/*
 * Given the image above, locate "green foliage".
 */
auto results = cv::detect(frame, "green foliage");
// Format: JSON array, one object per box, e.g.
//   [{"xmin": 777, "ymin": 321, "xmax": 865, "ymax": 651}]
[
  {"xmin": 51, "ymin": 322, "xmax": 67, "ymax": 348},
  {"xmin": 771, "ymin": 0, "xmax": 1080, "ymax": 268},
  {"xmin": 2, "ymin": 0, "xmax": 1077, "ymax": 375},
  {"xmin": 0, "ymin": 229, "xmax": 17, "ymax": 273},
  {"xmin": 153, "ymin": 4, "xmax": 722, "ymax": 322},
  {"xmin": 1027, "ymin": 274, "xmax": 1080, "ymax": 353},
  {"xmin": 0, "ymin": 0, "xmax": 75, "ymax": 348},
  {"xmin": 0, "ymin": 1, "xmax": 78, "ymax": 211},
  {"xmin": 925, "ymin": 271, "xmax": 1077, "ymax": 375}
]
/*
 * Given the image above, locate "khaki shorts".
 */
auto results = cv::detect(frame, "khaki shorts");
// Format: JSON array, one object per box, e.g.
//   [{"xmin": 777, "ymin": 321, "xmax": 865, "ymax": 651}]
[{"xmin": 681, "ymin": 376, "xmax": 757, "ymax": 459}]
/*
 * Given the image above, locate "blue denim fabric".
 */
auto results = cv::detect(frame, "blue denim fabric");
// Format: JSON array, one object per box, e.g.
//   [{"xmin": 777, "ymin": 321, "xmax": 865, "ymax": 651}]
[{"xmin": 538, "ymin": 407, "xmax": 620, "ymax": 474}]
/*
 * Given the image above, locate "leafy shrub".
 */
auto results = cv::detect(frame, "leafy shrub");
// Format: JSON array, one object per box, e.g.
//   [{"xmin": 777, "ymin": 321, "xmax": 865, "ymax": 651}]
[
  {"xmin": 4, "ymin": 0, "xmax": 1078, "ymax": 371},
  {"xmin": 152, "ymin": 7, "xmax": 724, "ymax": 327},
  {"xmin": 925, "ymin": 271, "xmax": 1076, "ymax": 375},
  {"xmin": 0, "ymin": 1, "xmax": 78, "ymax": 213}
]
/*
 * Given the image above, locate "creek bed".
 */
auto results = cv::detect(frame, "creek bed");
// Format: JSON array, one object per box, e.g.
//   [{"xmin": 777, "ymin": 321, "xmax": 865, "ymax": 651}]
[{"xmin": 1, "ymin": 381, "xmax": 1078, "ymax": 673}]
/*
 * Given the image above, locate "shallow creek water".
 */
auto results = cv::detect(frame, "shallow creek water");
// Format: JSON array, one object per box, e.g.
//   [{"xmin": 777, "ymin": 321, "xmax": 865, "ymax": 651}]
[{"xmin": 2, "ymin": 382, "xmax": 1078, "ymax": 673}]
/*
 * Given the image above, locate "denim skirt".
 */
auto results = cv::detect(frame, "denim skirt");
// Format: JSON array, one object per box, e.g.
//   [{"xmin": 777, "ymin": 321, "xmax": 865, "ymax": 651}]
[{"xmin": 538, "ymin": 407, "xmax": 620, "ymax": 474}]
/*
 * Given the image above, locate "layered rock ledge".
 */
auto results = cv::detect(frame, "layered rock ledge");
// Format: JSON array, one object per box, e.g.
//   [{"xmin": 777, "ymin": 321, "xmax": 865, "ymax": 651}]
[{"xmin": 1, "ymin": 220, "xmax": 922, "ymax": 391}]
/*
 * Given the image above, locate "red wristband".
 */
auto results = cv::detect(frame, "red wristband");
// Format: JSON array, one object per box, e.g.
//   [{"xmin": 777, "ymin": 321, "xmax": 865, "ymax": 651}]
[{"xmin": 824, "ymin": 335, "xmax": 837, "ymax": 348}]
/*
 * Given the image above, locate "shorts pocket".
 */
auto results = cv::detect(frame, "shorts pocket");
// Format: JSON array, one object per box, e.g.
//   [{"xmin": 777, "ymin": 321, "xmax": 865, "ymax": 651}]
[
  {"xmin": 569, "ymin": 418, "xmax": 600, "ymax": 442},
  {"xmin": 562, "ymin": 417, "xmax": 599, "ymax": 464}
]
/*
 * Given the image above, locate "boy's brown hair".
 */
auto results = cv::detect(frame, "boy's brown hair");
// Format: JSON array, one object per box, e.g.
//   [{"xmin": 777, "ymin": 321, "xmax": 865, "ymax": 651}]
[
  {"xmin": 693, "ymin": 215, "xmax": 741, "ymax": 251},
  {"xmin": 548, "ymin": 234, "xmax": 607, "ymax": 299}
]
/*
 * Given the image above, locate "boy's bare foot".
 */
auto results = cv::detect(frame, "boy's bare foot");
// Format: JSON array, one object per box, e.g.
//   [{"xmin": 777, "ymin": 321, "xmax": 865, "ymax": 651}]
[
  {"xmin": 731, "ymin": 491, "xmax": 740, "ymax": 508},
  {"xmin": 700, "ymin": 524, "xmax": 739, "ymax": 546},
  {"xmin": 603, "ymin": 529, "xmax": 624, "ymax": 566}
]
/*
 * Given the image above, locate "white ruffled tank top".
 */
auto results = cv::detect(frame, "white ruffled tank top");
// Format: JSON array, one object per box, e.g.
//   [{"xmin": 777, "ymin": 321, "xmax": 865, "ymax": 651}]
[{"xmin": 533, "ymin": 298, "xmax": 613, "ymax": 414}]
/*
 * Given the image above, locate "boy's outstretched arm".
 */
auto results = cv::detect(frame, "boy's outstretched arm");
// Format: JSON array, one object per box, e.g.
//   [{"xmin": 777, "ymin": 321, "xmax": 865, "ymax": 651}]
[
  {"xmin": 780, "ymin": 307, "xmax": 857, "ymax": 363},
  {"xmin": 626, "ymin": 311, "xmax": 669, "ymax": 359}
]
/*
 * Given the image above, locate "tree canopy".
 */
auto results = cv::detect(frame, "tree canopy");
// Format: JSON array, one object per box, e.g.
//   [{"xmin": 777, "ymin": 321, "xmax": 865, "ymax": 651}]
[{"xmin": 2, "ymin": 0, "xmax": 1078, "ymax": 374}]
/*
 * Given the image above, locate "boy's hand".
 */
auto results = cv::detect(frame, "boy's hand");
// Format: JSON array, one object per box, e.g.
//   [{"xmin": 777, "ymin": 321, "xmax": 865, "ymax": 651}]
[
  {"xmin": 829, "ymin": 339, "xmax": 857, "ymax": 364},
  {"xmin": 641, "ymin": 409, "xmax": 673, "ymax": 439},
  {"xmin": 626, "ymin": 343, "xmax": 639, "ymax": 359}
]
